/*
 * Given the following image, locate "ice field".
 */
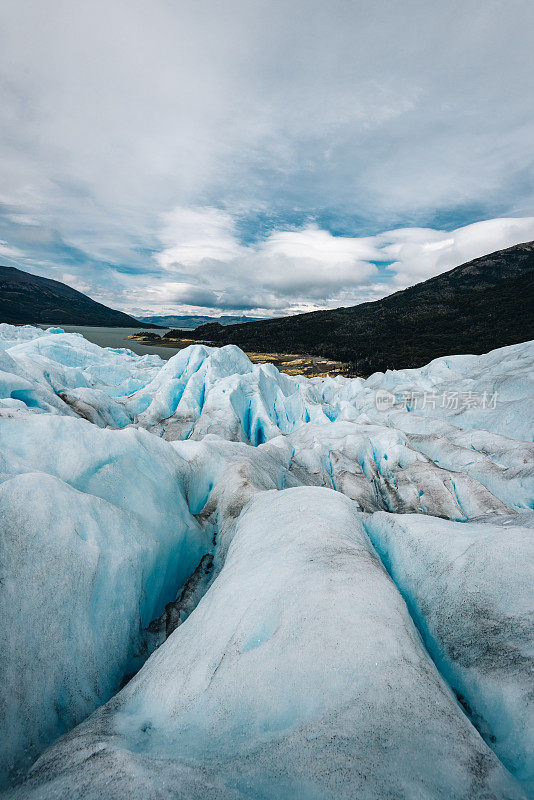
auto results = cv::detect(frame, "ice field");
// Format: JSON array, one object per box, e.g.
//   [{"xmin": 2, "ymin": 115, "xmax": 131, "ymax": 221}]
[{"xmin": 0, "ymin": 324, "xmax": 532, "ymax": 799}]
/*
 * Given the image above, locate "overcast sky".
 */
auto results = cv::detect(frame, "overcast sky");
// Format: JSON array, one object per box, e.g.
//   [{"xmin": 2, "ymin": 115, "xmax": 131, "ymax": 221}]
[{"xmin": 1, "ymin": 0, "xmax": 533, "ymax": 317}]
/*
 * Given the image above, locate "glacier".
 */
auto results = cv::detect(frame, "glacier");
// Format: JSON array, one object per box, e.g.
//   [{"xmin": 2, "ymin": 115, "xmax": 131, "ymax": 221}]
[{"xmin": 0, "ymin": 323, "xmax": 532, "ymax": 799}]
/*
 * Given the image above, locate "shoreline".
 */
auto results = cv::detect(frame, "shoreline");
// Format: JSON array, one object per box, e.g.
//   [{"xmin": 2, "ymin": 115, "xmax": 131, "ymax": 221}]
[{"xmin": 126, "ymin": 334, "xmax": 351, "ymax": 377}]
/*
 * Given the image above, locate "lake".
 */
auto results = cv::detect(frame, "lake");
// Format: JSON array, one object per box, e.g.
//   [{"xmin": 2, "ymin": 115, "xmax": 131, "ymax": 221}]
[{"xmin": 35, "ymin": 325, "xmax": 183, "ymax": 360}]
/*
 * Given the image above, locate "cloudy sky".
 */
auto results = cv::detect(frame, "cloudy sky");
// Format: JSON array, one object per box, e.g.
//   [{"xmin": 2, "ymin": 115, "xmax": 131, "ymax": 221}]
[{"xmin": 1, "ymin": 0, "xmax": 533, "ymax": 317}]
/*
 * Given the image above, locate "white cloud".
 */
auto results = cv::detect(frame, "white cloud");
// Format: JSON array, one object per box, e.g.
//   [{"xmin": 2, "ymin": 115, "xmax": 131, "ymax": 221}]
[
  {"xmin": 152, "ymin": 208, "xmax": 381, "ymax": 308},
  {"xmin": 9, "ymin": 209, "xmax": 532, "ymax": 317},
  {"xmin": 0, "ymin": 240, "xmax": 26, "ymax": 263},
  {"xmin": 0, "ymin": 0, "xmax": 532, "ymax": 314},
  {"xmin": 157, "ymin": 208, "xmax": 245, "ymax": 268},
  {"xmin": 377, "ymin": 217, "xmax": 534, "ymax": 286},
  {"xmin": 140, "ymin": 208, "xmax": 534, "ymax": 315},
  {"xmin": 257, "ymin": 227, "xmax": 376, "ymax": 263}
]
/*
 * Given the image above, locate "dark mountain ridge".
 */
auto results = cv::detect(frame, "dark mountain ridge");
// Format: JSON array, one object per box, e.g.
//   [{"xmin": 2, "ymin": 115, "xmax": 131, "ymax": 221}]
[
  {"xmin": 176, "ymin": 241, "xmax": 534, "ymax": 374},
  {"xmin": 0, "ymin": 266, "xmax": 158, "ymax": 327}
]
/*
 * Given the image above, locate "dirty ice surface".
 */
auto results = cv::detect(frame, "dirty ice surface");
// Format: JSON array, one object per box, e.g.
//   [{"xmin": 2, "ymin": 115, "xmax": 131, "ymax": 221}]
[{"xmin": 0, "ymin": 324, "xmax": 532, "ymax": 799}]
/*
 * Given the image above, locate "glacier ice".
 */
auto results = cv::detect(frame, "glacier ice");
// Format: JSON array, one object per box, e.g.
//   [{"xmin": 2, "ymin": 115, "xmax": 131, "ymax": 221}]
[
  {"xmin": 364, "ymin": 511, "xmax": 534, "ymax": 794},
  {"xmin": 0, "ymin": 416, "xmax": 208, "ymax": 785},
  {"xmin": 0, "ymin": 323, "xmax": 532, "ymax": 798},
  {"xmin": 3, "ymin": 490, "xmax": 527, "ymax": 800}
]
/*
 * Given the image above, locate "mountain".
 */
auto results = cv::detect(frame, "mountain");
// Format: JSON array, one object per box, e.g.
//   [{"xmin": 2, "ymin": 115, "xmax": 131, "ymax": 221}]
[
  {"xmin": 177, "ymin": 241, "xmax": 534, "ymax": 373},
  {"xmin": 0, "ymin": 266, "xmax": 158, "ymax": 327},
  {"xmin": 139, "ymin": 314, "xmax": 261, "ymax": 328}
]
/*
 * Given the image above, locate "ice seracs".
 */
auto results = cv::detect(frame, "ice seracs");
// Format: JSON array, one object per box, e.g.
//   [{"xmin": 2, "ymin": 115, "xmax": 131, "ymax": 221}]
[
  {"xmin": 1, "ymin": 323, "xmax": 533, "ymax": 444},
  {"xmin": 0, "ymin": 323, "xmax": 532, "ymax": 798}
]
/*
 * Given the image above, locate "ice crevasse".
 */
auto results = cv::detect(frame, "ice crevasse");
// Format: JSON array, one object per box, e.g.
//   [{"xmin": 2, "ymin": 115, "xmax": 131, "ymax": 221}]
[{"xmin": 0, "ymin": 323, "xmax": 532, "ymax": 799}]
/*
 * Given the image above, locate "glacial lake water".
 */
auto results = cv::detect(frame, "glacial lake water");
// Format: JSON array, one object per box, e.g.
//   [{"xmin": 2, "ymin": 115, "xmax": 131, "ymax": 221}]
[{"xmin": 35, "ymin": 325, "xmax": 184, "ymax": 360}]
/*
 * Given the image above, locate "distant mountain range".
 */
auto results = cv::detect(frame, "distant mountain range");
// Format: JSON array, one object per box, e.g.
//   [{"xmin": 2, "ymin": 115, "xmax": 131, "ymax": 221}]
[
  {"xmin": 0, "ymin": 266, "xmax": 159, "ymax": 327},
  {"xmin": 177, "ymin": 241, "xmax": 534, "ymax": 373},
  {"xmin": 139, "ymin": 314, "xmax": 261, "ymax": 328}
]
